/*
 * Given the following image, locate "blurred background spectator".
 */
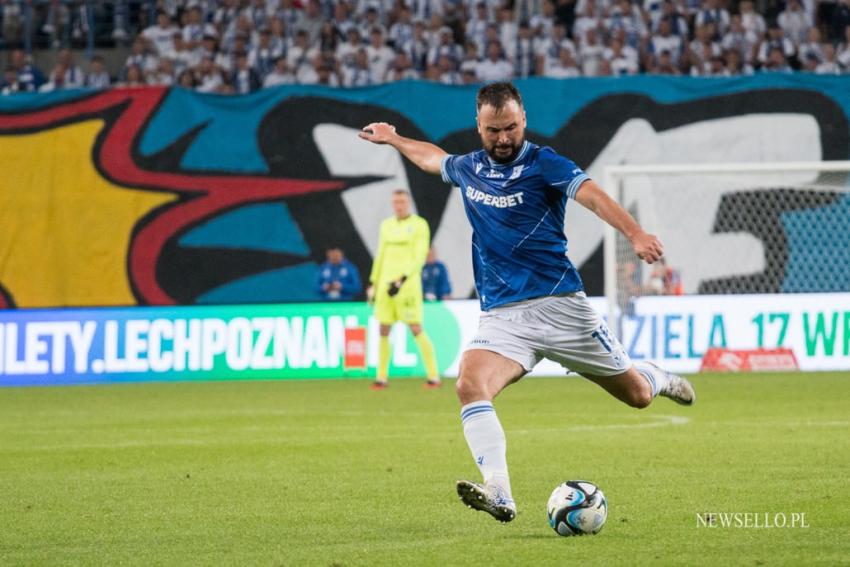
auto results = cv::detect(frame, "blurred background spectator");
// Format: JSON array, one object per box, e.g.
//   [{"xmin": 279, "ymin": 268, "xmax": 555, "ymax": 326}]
[
  {"xmin": 422, "ymin": 247, "xmax": 452, "ymax": 301},
  {"xmin": 317, "ymin": 246, "xmax": 362, "ymax": 301},
  {"xmin": 2, "ymin": 0, "xmax": 850, "ymax": 96}
]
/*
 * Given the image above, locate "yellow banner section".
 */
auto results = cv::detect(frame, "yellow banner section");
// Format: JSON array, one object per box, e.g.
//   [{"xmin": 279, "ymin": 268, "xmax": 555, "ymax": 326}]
[{"xmin": 0, "ymin": 120, "xmax": 175, "ymax": 307}]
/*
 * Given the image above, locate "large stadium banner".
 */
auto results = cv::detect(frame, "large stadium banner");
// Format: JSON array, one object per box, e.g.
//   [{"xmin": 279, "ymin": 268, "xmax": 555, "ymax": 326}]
[
  {"xmin": 1, "ymin": 76, "xmax": 850, "ymax": 309},
  {"xmin": 1, "ymin": 294, "xmax": 847, "ymax": 386}
]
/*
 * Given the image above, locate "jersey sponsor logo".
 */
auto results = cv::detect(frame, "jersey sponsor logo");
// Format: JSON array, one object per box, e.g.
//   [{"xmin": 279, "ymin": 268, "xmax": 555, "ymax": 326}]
[
  {"xmin": 485, "ymin": 169, "xmax": 504, "ymax": 178},
  {"xmin": 465, "ymin": 186, "xmax": 525, "ymax": 208}
]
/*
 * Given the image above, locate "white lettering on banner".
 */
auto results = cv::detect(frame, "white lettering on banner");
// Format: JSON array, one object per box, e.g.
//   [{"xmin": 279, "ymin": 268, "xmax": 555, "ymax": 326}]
[
  {"xmin": 327, "ymin": 316, "xmax": 345, "ymax": 365},
  {"xmin": 201, "ymin": 318, "xmax": 227, "ymax": 370},
  {"xmin": 69, "ymin": 322, "xmax": 96, "ymax": 373},
  {"xmin": 226, "ymin": 318, "xmax": 253, "ymax": 370},
  {"xmin": 125, "ymin": 320, "xmax": 150, "ymax": 372},
  {"xmin": 251, "ymin": 318, "xmax": 276, "ymax": 370},
  {"xmin": 465, "ymin": 186, "xmax": 524, "ymax": 208},
  {"xmin": 273, "ymin": 317, "xmax": 303, "ymax": 368},
  {"xmin": 148, "ymin": 319, "xmax": 173, "ymax": 372},
  {"xmin": 4, "ymin": 324, "xmax": 26, "ymax": 374},
  {"xmin": 174, "ymin": 319, "xmax": 202, "ymax": 371},
  {"xmin": 104, "ymin": 321, "xmax": 126, "ymax": 372},
  {"xmin": 303, "ymin": 316, "xmax": 327, "ymax": 368},
  {"xmin": 24, "ymin": 323, "xmax": 50, "ymax": 374},
  {"xmin": 392, "ymin": 324, "xmax": 417, "ymax": 367}
]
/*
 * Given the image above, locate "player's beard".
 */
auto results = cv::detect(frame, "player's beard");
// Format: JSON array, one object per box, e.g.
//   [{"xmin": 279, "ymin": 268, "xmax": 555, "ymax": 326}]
[{"xmin": 484, "ymin": 136, "xmax": 524, "ymax": 164}]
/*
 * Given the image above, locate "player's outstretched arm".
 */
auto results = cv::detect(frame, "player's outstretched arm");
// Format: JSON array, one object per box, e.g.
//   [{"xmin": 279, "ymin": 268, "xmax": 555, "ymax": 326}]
[
  {"xmin": 575, "ymin": 180, "xmax": 663, "ymax": 264},
  {"xmin": 359, "ymin": 122, "xmax": 447, "ymax": 175}
]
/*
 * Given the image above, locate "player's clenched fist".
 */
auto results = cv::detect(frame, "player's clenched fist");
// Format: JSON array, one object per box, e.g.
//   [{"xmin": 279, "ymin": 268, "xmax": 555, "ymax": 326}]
[
  {"xmin": 631, "ymin": 231, "xmax": 663, "ymax": 264},
  {"xmin": 359, "ymin": 122, "xmax": 397, "ymax": 144}
]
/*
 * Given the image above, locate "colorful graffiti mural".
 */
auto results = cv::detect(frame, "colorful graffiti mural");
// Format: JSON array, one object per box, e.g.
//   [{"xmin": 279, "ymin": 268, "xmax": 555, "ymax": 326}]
[{"xmin": 1, "ymin": 76, "xmax": 849, "ymax": 308}]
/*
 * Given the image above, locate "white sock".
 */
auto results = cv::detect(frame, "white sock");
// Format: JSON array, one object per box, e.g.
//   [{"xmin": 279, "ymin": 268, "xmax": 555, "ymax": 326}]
[
  {"xmin": 634, "ymin": 361, "xmax": 670, "ymax": 398},
  {"xmin": 460, "ymin": 401, "xmax": 512, "ymax": 498}
]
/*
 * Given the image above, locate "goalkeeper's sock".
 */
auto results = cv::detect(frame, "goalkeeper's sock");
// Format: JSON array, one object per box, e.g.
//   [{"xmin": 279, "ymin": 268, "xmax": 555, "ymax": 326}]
[
  {"xmin": 634, "ymin": 361, "xmax": 670, "ymax": 399},
  {"xmin": 377, "ymin": 335, "xmax": 390, "ymax": 383},
  {"xmin": 461, "ymin": 401, "xmax": 512, "ymax": 497},
  {"xmin": 414, "ymin": 331, "xmax": 439, "ymax": 381}
]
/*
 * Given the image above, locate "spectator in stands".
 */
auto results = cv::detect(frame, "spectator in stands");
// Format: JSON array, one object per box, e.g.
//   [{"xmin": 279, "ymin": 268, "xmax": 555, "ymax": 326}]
[
  {"xmin": 656, "ymin": 0, "xmax": 688, "ymax": 37},
  {"xmin": 232, "ymin": 51, "xmax": 261, "ymax": 93},
  {"xmin": 367, "ymin": 27, "xmax": 396, "ymax": 83},
  {"xmin": 283, "ymin": 31, "xmax": 311, "ymax": 82},
  {"xmin": 298, "ymin": 0, "xmax": 325, "ymax": 44},
  {"xmin": 762, "ymin": 46, "xmax": 794, "ymax": 73},
  {"xmin": 722, "ymin": 15, "xmax": 759, "ymax": 66},
  {"xmin": 723, "ymin": 48, "xmax": 754, "ymax": 75},
  {"xmin": 51, "ymin": 48, "xmax": 84, "ymax": 89},
  {"xmin": 264, "ymin": 55, "xmax": 296, "ymax": 87},
  {"xmin": 9, "ymin": 49, "xmax": 45, "ymax": 92},
  {"xmin": 345, "ymin": 48, "xmax": 377, "ymax": 85},
  {"xmin": 648, "ymin": 49, "xmax": 681, "ymax": 74},
  {"xmin": 739, "ymin": 0, "xmax": 766, "ymax": 39},
  {"xmin": 816, "ymin": 44, "xmax": 841, "ymax": 74},
  {"xmin": 386, "ymin": 50, "xmax": 420, "ymax": 81},
  {"xmin": 648, "ymin": 18, "xmax": 683, "ymax": 67},
  {"xmin": 579, "ymin": 27, "xmax": 607, "ymax": 76},
  {"xmin": 757, "ymin": 23, "xmax": 796, "ymax": 67},
  {"xmin": 177, "ymin": 69, "xmax": 197, "ymax": 89},
  {"xmin": 120, "ymin": 64, "xmax": 146, "ymax": 87},
  {"xmin": 143, "ymin": 11, "xmax": 178, "ymax": 57},
  {"xmin": 1, "ymin": 66, "xmax": 20, "ymax": 95},
  {"xmin": 196, "ymin": 56, "xmax": 224, "ymax": 92},
  {"xmin": 317, "ymin": 246, "xmax": 362, "ymax": 301},
  {"xmin": 606, "ymin": 36, "xmax": 639, "ymax": 75},
  {"xmin": 149, "ymin": 57, "xmax": 177, "ymax": 86},
  {"xmin": 436, "ymin": 53, "xmax": 463, "ymax": 83},
  {"xmin": 689, "ymin": 23, "xmax": 722, "ymax": 71},
  {"xmin": 798, "ymin": 27, "xmax": 825, "ymax": 65},
  {"xmin": 544, "ymin": 45, "xmax": 581, "ymax": 77},
  {"xmin": 125, "ymin": 37, "xmax": 158, "ymax": 76},
  {"xmin": 422, "ymin": 247, "xmax": 452, "ymax": 301},
  {"xmin": 778, "ymin": 0, "xmax": 813, "ymax": 45},
  {"xmin": 695, "ymin": 0, "xmax": 730, "ymax": 39},
  {"xmin": 1, "ymin": 0, "xmax": 23, "ymax": 48},
  {"xmin": 477, "ymin": 41, "xmax": 514, "ymax": 82},
  {"xmin": 250, "ymin": 28, "xmax": 282, "ymax": 77}
]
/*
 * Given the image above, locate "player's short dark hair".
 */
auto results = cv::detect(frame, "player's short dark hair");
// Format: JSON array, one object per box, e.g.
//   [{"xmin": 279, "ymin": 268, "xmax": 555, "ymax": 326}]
[
  {"xmin": 476, "ymin": 82, "xmax": 523, "ymax": 111},
  {"xmin": 392, "ymin": 189, "xmax": 411, "ymax": 197}
]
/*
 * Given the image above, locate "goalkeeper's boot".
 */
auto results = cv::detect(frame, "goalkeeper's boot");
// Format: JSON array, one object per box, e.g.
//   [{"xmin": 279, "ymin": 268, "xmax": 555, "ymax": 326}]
[
  {"xmin": 456, "ymin": 480, "xmax": 516, "ymax": 523},
  {"xmin": 647, "ymin": 362, "xmax": 696, "ymax": 406}
]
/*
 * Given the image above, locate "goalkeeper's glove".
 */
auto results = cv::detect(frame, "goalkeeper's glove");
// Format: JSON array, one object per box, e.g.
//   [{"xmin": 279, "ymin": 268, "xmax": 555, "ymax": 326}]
[{"xmin": 387, "ymin": 276, "xmax": 407, "ymax": 297}]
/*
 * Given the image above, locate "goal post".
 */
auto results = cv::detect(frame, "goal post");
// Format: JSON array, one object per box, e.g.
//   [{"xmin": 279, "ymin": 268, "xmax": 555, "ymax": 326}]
[{"xmin": 601, "ymin": 161, "xmax": 850, "ymax": 336}]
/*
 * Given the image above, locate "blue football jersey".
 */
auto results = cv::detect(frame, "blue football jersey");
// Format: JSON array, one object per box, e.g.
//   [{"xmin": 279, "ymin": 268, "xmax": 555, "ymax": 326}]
[{"xmin": 440, "ymin": 140, "xmax": 589, "ymax": 310}]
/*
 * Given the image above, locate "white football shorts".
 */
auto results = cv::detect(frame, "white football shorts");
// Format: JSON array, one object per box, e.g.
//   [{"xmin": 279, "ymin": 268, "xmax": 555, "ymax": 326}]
[{"xmin": 467, "ymin": 292, "xmax": 631, "ymax": 376}]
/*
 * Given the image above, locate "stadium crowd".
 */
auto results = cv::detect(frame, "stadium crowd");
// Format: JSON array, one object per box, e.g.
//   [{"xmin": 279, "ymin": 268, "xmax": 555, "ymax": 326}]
[{"xmin": 1, "ymin": 0, "xmax": 848, "ymax": 94}]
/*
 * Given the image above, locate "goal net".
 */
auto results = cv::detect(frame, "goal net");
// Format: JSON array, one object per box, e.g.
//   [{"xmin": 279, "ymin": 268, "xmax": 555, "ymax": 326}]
[{"xmin": 602, "ymin": 161, "xmax": 850, "ymax": 334}]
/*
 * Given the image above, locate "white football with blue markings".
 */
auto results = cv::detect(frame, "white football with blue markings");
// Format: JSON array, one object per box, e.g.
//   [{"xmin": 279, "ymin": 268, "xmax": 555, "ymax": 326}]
[{"xmin": 547, "ymin": 480, "xmax": 608, "ymax": 537}]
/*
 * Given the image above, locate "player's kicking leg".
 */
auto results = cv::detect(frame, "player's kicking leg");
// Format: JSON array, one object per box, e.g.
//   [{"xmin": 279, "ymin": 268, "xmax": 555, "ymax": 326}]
[
  {"xmin": 454, "ymin": 349, "xmax": 525, "ymax": 523},
  {"xmin": 583, "ymin": 362, "xmax": 695, "ymax": 408}
]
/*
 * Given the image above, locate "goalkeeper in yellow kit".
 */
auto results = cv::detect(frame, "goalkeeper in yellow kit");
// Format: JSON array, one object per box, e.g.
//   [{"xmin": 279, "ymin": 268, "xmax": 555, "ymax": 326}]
[{"xmin": 367, "ymin": 189, "xmax": 441, "ymax": 389}]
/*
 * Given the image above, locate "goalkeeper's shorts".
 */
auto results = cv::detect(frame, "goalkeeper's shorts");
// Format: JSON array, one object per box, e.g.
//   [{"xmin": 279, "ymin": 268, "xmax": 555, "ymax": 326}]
[{"xmin": 374, "ymin": 284, "xmax": 423, "ymax": 325}]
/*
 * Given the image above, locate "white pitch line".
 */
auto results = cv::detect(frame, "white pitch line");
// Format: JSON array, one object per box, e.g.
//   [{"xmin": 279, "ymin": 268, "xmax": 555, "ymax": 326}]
[{"xmin": 512, "ymin": 415, "xmax": 691, "ymax": 435}]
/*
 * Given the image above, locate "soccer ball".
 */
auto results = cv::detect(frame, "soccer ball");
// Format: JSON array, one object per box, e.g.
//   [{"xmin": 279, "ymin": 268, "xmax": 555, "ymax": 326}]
[{"xmin": 546, "ymin": 480, "xmax": 608, "ymax": 536}]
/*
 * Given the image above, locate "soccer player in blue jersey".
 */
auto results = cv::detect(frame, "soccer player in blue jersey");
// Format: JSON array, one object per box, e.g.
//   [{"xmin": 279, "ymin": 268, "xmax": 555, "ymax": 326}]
[{"xmin": 359, "ymin": 82, "xmax": 695, "ymax": 523}]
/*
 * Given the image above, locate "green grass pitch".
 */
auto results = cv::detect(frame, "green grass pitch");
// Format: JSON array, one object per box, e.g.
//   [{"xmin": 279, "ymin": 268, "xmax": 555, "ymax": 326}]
[{"xmin": 1, "ymin": 373, "xmax": 848, "ymax": 565}]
